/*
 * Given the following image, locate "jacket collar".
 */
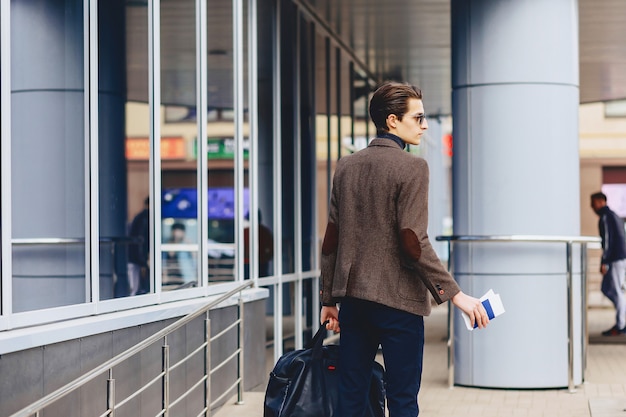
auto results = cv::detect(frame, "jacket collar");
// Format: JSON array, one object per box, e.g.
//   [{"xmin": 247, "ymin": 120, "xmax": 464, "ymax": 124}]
[
  {"xmin": 376, "ymin": 132, "xmax": 406, "ymax": 150},
  {"xmin": 368, "ymin": 136, "xmax": 405, "ymax": 150}
]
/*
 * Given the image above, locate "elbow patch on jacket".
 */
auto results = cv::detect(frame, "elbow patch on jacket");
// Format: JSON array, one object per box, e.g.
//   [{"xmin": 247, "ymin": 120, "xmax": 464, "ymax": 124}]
[
  {"xmin": 400, "ymin": 228, "xmax": 422, "ymax": 261},
  {"xmin": 321, "ymin": 222, "xmax": 339, "ymax": 255}
]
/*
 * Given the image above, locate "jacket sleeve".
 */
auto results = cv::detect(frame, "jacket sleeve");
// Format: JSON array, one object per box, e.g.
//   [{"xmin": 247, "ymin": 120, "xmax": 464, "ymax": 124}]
[
  {"xmin": 600, "ymin": 215, "xmax": 609, "ymax": 265},
  {"xmin": 320, "ymin": 168, "xmax": 341, "ymax": 306},
  {"xmin": 396, "ymin": 158, "xmax": 460, "ymax": 304}
]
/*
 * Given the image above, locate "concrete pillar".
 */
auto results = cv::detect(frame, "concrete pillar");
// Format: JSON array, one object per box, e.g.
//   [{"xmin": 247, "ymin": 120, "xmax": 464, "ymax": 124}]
[
  {"xmin": 451, "ymin": 0, "xmax": 581, "ymax": 388},
  {"xmin": 11, "ymin": 0, "xmax": 86, "ymax": 312}
]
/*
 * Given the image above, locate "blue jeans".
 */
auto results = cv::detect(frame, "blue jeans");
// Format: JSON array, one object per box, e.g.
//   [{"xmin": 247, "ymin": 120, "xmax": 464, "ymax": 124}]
[
  {"xmin": 602, "ymin": 259, "xmax": 626, "ymax": 329},
  {"xmin": 338, "ymin": 298, "xmax": 425, "ymax": 417}
]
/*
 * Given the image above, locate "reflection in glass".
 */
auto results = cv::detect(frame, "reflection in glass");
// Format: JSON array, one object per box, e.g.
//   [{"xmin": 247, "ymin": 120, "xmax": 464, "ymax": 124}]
[
  {"xmin": 98, "ymin": 1, "xmax": 152, "ymax": 299},
  {"xmin": 160, "ymin": 0, "xmax": 200, "ymax": 291},
  {"xmin": 207, "ymin": 0, "xmax": 238, "ymax": 283},
  {"xmin": 11, "ymin": 0, "xmax": 86, "ymax": 312}
]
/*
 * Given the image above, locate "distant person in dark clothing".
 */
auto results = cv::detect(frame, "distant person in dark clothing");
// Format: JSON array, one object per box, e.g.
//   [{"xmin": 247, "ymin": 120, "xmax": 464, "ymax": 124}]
[
  {"xmin": 243, "ymin": 210, "xmax": 274, "ymax": 278},
  {"xmin": 591, "ymin": 191, "xmax": 626, "ymax": 336},
  {"xmin": 128, "ymin": 197, "xmax": 150, "ymax": 295}
]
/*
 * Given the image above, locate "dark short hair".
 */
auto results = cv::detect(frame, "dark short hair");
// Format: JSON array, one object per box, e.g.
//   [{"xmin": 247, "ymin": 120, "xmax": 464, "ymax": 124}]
[
  {"xmin": 369, "ymin": 81, "xmax": 423, "ymax": 134},
  {"xmin": 591, "ymin": 192, "xmax": 607, "ymax": 202},
  {"xmin": 172, "ymin": 222, "xmax": 186, "ymax": 231}
]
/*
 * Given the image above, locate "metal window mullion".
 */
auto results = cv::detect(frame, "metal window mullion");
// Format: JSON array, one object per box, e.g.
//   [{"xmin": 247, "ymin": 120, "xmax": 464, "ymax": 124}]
[
  {"xmin": 1, "ymin": 0, "xmax": 13, "ymax": 316},
  {"xmin": 293, "ymin": 11, "xmax": 303, "ymax": 350},
  {"xmin": 150, "ymin": 0, "xmax": 163, "ymax": 295},
  {"xmin": 233, "ymin": 0, "xmax": 244, "ymax": 283},
  {"xmin": 272, "ymin": 0, "xmax": 284, "ymax": 363},
  {"xmin": 309, "ymin": 20, "xmax": 319, "ymax": 330},
  {"xmin": 248, "ymin": 0, "xmax": 259, "ymax": 285},
  {"xmin": 364, "ymin": 87, "xmax": 369, "ymax": 139},
  {"xmin": 83, "ymin": 0, "xmax": 89, "ymax": 306},
  {"xmin": 335, "ymin": 47, "xmax": 341, "ymax": 160},
  {"xmin": 197, "ymin": 0, "xmax": 208, "ymax": 288},
  {"xmin": 349, "ymin": 61, "xmax": 355, "ymax": 146},
  {"xmin": 86, "ymin": 0, "xmax": 100, "ymax": 308},
  {"xmin": 325, "ymin": 37, "xmax": 331, "ymax": 203}
]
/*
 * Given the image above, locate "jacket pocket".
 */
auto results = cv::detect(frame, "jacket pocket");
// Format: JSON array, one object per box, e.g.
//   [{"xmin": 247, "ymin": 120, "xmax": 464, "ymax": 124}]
[{"xmin": 397, "ymin": 274, "xmax": 428, "ymax": 302}]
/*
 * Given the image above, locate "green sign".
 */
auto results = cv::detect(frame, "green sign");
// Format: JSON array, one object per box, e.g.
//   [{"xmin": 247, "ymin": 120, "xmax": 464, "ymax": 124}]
[{"xmin": 193, "ymin": 138, "xmax": 250, "ymax": 159}]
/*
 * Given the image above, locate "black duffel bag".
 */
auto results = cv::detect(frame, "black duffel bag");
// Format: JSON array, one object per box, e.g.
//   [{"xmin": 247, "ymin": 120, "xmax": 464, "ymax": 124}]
[{"xmin": 263, "ymin": 322, "xmax": 386, "ymax": 417}]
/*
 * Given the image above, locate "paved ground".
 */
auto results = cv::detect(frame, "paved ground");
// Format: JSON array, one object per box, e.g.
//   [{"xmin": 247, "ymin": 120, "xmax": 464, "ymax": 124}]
[{"xmin": 214, "ymin": 305, "xmax": 626, "ymax": 417}]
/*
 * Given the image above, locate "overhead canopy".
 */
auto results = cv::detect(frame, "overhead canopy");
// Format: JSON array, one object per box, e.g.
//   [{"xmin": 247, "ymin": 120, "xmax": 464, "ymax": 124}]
[{"xmin": 126, "ymin": 0, "xmax": 626, "ymax": 114}]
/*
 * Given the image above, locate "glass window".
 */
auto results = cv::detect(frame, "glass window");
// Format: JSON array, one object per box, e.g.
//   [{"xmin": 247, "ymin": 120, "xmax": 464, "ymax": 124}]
[
  {"xmin": 11, "ymin": 0, "xmax": 86, "ymax": 312},
  {"xmin": 255, "ymin": 0, "xmax": 276, "ymax": 282},
  {"xmin": 98, "ymin": 1, "xmax": 152, "ymax": 299},
  {"xmin": 206, "ymin": 0, "xmax": 238, "ymax": 283},
  {"xmin": 160, "ymin": 0, "xmax": 200, "ymax": 291}
]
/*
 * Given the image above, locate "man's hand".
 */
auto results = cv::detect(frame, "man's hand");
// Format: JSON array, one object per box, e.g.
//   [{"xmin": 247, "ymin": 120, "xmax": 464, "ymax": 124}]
[
  {"xmin": 451, "ymin": 291, "xmax": 490, "ymax": 329},
  {"xmin": 321, "ymin": 306, "xmax": 340, "ymax": 332},
  {"xmin": 601, "ymin": 264, "xmax": 608, "ymax": 275}
]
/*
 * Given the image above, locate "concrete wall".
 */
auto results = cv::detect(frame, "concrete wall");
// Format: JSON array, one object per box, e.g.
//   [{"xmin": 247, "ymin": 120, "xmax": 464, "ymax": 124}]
[{"xmin": 0, "ymin": 299, "xmax": 266, "ymax": 417}]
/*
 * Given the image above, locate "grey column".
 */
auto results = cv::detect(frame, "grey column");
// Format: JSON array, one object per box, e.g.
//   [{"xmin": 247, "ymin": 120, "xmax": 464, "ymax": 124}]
[
  {"xmin": 11, "ymin": 0, "xmax": 86, "ymax": 312},
  {"xmin": 451, "ymin": 0, "xmax": 581, "ymax": 388}
]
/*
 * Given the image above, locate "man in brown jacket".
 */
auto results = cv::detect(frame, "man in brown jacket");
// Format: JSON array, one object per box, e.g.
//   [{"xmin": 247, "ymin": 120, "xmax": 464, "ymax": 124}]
[{"xmin": 320, "ymin": 81, "xmax": 489, "ymax": 416}]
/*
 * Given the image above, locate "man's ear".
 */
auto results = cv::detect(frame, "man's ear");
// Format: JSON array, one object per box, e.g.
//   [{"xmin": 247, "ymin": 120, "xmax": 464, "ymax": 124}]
[{"xmin": 386, "ymin": 114, "xmax": 397, "ymax": 130}]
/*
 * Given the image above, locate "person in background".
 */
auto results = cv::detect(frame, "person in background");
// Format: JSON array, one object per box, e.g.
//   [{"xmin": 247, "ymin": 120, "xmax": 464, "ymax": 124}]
[
  {"xmin": 243, "ymin": 210, "xmax": 274, "ymax": 278},
  {"xmin": 320, "ymin": 81, "xmax": 490, "ymax": 416},
  {"xmin": 128, "ymin": 197, "xmax": 150, "ymax": 295},
  {"xmin": 591, "ymin": 191, "xmax": 626, "ymax": 336},
  {"xmin": 163, "ymin": 222, "xmax": 196, "ymax": 285}
]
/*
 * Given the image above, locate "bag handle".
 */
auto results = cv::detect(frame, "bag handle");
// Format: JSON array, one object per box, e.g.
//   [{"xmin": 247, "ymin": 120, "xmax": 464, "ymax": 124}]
[{"xmin": 306, "ymin": 320, "xmax": 330, "ymax": 359}]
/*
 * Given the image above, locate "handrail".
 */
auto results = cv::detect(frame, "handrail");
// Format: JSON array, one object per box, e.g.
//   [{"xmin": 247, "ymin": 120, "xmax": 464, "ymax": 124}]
[
  {"xmin": 436, "ymin": 234, "xmax": 601, "ymax": 244},
  {"xmin": 11, "ymin": 236, "xmax": 141, "ymax": 245},
  {"xmin": 435, "ymin": 234, "xmax": 600, "ymax": 394},
  {"xmin": 9, "ymin": 280, "xmax": 254, "ymax": 417}
]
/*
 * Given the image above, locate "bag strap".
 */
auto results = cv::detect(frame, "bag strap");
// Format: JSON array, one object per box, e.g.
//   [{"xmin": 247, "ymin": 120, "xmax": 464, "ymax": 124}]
[{"xmin": 306, "ymin": 321, "xmax": 330, "ymax": 359}]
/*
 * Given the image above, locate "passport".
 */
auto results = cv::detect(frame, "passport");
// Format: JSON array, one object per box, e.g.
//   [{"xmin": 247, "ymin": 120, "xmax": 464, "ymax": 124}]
[{"xmin": 461, "ymin": 289, "xmax": 505, "ymax": 331}]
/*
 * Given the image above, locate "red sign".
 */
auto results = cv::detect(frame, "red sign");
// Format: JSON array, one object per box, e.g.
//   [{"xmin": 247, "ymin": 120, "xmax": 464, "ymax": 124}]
[
  {"xmin": 442, "ymin": 134, "xmax": 453, "ymax": 157},
  {"xmin": 126, "ymin": 137, "xmax": 186, "ymax": 160}
]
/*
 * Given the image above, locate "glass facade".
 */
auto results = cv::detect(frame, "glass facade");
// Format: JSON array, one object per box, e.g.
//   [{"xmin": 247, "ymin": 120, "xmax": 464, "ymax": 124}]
[
  {"xmin": 0, "ymin": 0, "xmax": 377, "ymax": 358},
  {"xmin": 11, "ymin": 0, "xmax": 87, "ymax": 313}
]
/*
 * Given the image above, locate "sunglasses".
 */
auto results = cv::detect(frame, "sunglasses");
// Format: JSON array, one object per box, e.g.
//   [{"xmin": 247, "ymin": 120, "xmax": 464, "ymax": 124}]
[{"xmin": 411, "ymin": 114, "xmax": 426, "ymax": 125}]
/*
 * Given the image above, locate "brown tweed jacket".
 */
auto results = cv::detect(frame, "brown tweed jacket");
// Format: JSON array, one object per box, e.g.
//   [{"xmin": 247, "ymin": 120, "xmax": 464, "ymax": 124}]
[{"xmin": 320, "ymin": 138, "xmax": 460, "ymax": 316}]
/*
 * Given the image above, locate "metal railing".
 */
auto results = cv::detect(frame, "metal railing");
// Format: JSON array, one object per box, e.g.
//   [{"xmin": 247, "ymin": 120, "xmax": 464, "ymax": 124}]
[
  {"xmin": 12, "ymin": 236, "xmax": 141, "ymax": 290},
  {"xmin": 436, "ymin": 234, "xmax": 601, "ymax": 393},
  {"xmin": 9, "ymin": 280, "xmax": 254, "ymax": 417}
]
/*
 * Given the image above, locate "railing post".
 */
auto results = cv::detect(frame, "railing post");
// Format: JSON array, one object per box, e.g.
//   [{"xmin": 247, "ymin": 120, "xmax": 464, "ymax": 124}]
[
  {"xmin": 206, "ymin": 316, "xmax": 212, "ymax": 417},
  {"xmin": 237, "ymin": 296, "xmax": 245, "ymax": 405},
  {"xmin": 581, "ymin": 242, "xmax": 588, "ymax": 382},
  {"xmin": 566, "ymin": 241, "xmax": 576, "ymax": 393},
  {"xmin": 163, "ymin": 338, "xmax": 170, "ymax": 416},
  {"xmin": 447, "ymin": 239, "xmax": 455, "ymax": 389},
  {"xmin": 107, "ymin": 369, "xmax": 115, "ymax": 417}
]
